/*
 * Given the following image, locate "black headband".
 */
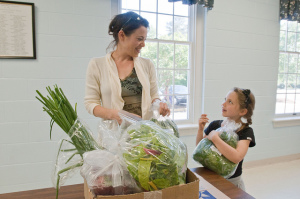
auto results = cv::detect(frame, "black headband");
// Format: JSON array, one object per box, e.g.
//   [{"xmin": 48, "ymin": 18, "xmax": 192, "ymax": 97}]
[{"xmin": 242, "ymin": 89, "xmax": 251, "ymax": 108}]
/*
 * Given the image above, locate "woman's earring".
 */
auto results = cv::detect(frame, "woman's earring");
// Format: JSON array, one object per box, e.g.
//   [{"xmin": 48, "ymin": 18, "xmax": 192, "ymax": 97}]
[{"xmin": 241, "ymin": 117, "xmax": 247, "ymax": 123}]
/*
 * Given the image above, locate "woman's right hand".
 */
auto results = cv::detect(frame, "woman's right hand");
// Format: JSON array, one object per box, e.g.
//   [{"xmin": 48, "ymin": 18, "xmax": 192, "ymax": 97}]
[
  {"xmin": 93, "ymin": 105, "xmax": 123, "ymax": 124},
  {"xmin": 107, "ymin": 109, "xmax": 122, "ymax": 124},
  {"xmin": 198, "ymin": 114, "xmax": 209, "ymax": 132}
]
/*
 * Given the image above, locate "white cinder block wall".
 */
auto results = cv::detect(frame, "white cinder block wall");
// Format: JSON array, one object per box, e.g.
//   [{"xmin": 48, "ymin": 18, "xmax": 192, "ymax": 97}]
[
  {"xmin": 205, "ymin": 0, "xmax": 300, "ymax": 161},
  {"xmin": 187, "ymin": 0, "xmax": 300, "ymax": 168},
  {"xmin": 1, "ymin": 0, "xmax": 300, "ymax": 194},
  {"xmin": 0, "ymin": 0, "xmax": 112, "ymax": 193}
]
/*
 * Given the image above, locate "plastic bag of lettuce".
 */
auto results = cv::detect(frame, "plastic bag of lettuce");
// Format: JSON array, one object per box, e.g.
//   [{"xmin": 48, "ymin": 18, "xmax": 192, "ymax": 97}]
[
  {"xmin": 150, "ymin": 117, "xmax": 179, "ymax": 138},
  {"xmin": 192, "ymin": 119, "xmax": 241, "ymax": 178},
  {"xmin": 123, "ymin": 120, "xmax": 187, "ymax": 191},
  {"xmin": 150, "ymin": 100, "xmax": 179, "ymax": 138}
]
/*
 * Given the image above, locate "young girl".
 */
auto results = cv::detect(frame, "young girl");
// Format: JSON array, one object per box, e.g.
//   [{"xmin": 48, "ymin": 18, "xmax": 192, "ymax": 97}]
[{"xmin": 196, "ymin": 87, "xmax": 256, "ymax": 191}]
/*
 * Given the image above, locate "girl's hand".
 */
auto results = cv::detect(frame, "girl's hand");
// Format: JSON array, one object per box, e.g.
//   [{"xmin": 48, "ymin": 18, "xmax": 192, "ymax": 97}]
[
  {"xmin": 159, "ymin": 102, "xmax": 170, "ymax": 116},
  {"xmin": 206, "ymin": 130, "xmax": 220, "ymax": 141},
  {"xmin": 198, "ymin": 114, "xmax": 209, "ymax": 131}
]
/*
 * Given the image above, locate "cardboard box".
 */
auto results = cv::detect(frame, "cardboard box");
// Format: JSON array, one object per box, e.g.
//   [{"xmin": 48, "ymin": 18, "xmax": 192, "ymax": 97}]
[{"xmin": 84, "ymin": 168, "xmax": 199, "ymax": 199}]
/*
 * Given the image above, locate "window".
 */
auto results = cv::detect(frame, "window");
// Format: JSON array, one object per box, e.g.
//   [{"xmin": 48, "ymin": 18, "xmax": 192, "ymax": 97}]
[
  {"xmin": 121, "ymin": 0, "xmax": 194, "ymax": 122},
  {"xmin": 277, "ymin": 20, "xmax": 300, "ymax": 116}
]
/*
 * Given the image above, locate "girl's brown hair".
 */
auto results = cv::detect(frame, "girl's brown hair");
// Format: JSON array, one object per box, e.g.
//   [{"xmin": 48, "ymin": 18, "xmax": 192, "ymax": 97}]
[
  {"xmin": 107, "ymin": 11, "xmax": 149, "ymax": 51},
  {"xmin": 233, "ymin": 87, "xmax": 255, "ymax": 125}
]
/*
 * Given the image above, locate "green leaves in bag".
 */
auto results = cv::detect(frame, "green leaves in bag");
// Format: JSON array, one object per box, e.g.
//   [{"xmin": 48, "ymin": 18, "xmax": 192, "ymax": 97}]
[
  {"xmin": 123, "ymin": 121, "xmax": 187, "ymax": 191},
  {"xmin": 193, "ymin": 123, "xmax": 239, "ymax": 179},
  {"xmin": 150, "ymin": 118, "xmax": 179, "ymax": 138}
]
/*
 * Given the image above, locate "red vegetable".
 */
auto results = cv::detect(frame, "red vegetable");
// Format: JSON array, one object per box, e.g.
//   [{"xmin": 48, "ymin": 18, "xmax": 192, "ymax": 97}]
[{"xmin": 143, "ymin": 148, "xmax": 161, "ymax": 156}]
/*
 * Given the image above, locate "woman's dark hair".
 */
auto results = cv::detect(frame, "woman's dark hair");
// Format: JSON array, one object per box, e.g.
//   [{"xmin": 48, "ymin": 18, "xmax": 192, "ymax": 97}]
[{"xmin": 107, "ymin": 11, "xmax": 149, "ymax": 51}]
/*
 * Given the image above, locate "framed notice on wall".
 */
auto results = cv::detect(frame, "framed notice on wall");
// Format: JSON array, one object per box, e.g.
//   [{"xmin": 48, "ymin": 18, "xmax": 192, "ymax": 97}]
[{"xmin": 0, "ymin": 1, "xmax": 36, "ymax": 59}]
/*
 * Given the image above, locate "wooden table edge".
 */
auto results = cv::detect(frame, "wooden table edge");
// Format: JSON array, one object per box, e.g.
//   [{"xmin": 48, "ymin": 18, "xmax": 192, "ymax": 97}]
[{"xmin": 191, "ymin": 167, "xmax": 255, "ymax": 199}]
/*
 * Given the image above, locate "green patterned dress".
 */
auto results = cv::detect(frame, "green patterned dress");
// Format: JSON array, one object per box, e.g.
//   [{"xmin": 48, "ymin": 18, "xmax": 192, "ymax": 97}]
[{"xmin": 120, "ymin": 68, "xmax": 143, "ymax": 117}]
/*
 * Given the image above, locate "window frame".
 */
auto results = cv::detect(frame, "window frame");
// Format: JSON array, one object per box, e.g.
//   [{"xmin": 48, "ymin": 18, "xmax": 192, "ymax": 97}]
[
  {"xmin": 112, "ymin": 0, "xmax": 206, "ymax": 130},
  {"xmin": 273, "ymin": 19, "xmax": 300, "ymax": 127}
]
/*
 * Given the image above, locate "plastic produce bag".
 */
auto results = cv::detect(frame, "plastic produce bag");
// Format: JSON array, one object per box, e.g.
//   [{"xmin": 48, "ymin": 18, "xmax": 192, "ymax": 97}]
[
  {"xmin": 80, "ymin": 150, "xmax": 141, "ymax": 195},
  {"xmin": 52, "ymin": 118, "xmax": 100, "ymax": 189},
  {"xmin": 123, "ymin": 120, "xmax": 187, "ymax": 191},
  {"xmin": 80, "ymin": 119, "xmax": 141, "ymax": 196},
  {"xmin": 52, "ymin": 136, "xmax": 83, "ymax": 189},
  {"xmin": 151, "ymin": 100, "xmax": 179, "ymax": 137},
  {"xmin": 192, "ymin": 119, "xmax": 241, "ymax": 178},
  {"xmin": 150, "ymin": 116, "xmax": 179, "ymax": 138},
  {"xmin": 80, "ymin": 119, "xmax": 142, "ymax": 195}
]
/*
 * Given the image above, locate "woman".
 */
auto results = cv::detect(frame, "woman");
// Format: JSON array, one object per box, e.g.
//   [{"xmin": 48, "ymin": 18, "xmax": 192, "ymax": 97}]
[{"xmin": 84, "ymin": 11, "xmax": 170, "ymax": 123}]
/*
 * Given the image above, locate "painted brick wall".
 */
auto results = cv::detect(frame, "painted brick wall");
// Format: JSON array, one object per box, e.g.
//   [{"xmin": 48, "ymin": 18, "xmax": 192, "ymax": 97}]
[
  {"xmin": 0, "ymin": 0, "xmax": 111, "ymax": 193},
  {"xmin": 186, "ymin": 0, "xmax": 300, "ymax": 169},
  {"xmin": 204, "ymin": 0, "xmax": 300, "ymax": 161}
]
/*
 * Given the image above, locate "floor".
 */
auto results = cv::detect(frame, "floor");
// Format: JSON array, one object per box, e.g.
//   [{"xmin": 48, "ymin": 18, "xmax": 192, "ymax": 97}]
[{"xmin": 243, "ymin": 158, "xmax": 300, "ymax": 199}]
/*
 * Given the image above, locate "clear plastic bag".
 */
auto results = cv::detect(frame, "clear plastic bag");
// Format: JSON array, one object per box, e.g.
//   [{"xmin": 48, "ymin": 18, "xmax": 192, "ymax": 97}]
[
  {"xmin": 81, "ymin": 116, "xmax": 187, "ymax": 196},
  {"xmin": 192, "ymin": 119, "xmax": 241, "ymax": 178},
  {"xmin": 52, "ymin": 118, "xmax": 100, "ymax": 189},
  {"xmin": 123, "ymin": 120, "xmax": 188, "ymax": 191},
  {"xmin": 80, "ymin": 150, "xmax": 141, "ymax": 195},
  {"xmin": 150, "ymin": 100, "xmax": 179, "ymax": 138},
  {"xmin": 52, "ymin": 137, "xmax": 83, "ymax": 189},
  {"xmin": 81, "ymin": 119, "xmax": 142, "ymax": 196},
  {"xmin": 150, "ymin": 116, "xmax": 179, "ymax": 138}
]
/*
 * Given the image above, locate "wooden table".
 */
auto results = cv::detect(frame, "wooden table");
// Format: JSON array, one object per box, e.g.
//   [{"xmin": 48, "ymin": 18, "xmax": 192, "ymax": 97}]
[
  {"xmin": 191, "ymin": 167, "xmax": 255, "ymax": 199},
  {"xmin": 0, "ymin": 168, "xmax": 254, "ymax": 199},
  {"xmin": 0, "ymin": 184, "xmax": 84, "ymax": 199}
]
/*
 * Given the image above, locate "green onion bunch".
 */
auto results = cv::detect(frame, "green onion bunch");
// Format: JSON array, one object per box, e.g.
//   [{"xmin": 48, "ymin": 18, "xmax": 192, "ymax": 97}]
[{"xmin": 36, "ymin": 85, "xmax": 100, "ymax": 198}]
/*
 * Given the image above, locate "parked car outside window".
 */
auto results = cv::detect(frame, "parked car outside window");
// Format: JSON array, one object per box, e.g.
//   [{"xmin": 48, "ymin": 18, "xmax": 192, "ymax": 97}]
[{"xmin": 166, "ymin": 85, "xmax": 188, "ymax": 105}]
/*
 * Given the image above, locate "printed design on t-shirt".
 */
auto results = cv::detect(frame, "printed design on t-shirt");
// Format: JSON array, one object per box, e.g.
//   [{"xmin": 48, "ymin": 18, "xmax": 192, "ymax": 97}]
[
  {"xmin": 123, "ymin": 103, "xmax": 142, "ymax": 117},
  {"xmin": 120, "ymin": 68, "xmax": 142, "ymax": 94}
]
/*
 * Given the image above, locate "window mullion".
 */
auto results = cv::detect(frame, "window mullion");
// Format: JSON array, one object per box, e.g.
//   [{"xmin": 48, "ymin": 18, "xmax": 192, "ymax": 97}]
[{"xmin": 156, "ymin": 0, "xmax": 158, "ymax": 39}]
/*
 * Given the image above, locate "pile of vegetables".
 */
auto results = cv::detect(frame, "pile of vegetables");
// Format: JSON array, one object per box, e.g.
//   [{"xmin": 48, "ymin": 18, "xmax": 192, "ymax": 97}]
[
  {"xmin": 36, "ymin": 85, "xmax": 100, "ymax": 199},
  {"xmin": 36, "ymin": 85, "xmax": 187, "ymax": 198},
  {"xmin": 150, "ymin": 118, "xmax": 179, "ymax": 138},
  {"xmin": 123, "ymin": 121, "xmax": 187, "ymax": 191},
  {"xmin": 193, "ymin": 127, "xmax": 239, "ymax": 178}
]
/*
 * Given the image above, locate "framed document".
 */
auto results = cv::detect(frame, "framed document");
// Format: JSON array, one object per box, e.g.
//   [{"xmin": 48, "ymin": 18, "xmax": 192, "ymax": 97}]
[{"xmin": 0, "ymin": 1, "xmax": 36, "ymax": 59}]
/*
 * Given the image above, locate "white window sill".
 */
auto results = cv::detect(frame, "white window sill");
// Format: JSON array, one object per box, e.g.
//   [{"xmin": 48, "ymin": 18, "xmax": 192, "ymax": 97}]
[
  {"xmin": 178, "ymin": 124, "xmax": 198, "ymax": 136},
  {"xmin": 272, "ymin": 117, "xmax": 300, "ymax": 127}
]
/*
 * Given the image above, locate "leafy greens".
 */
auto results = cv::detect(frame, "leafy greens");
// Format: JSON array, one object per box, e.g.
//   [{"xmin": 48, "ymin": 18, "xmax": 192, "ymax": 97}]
[
  {"xmin": 123, "ymin": 121, "xmax": 187, "ymax": 191},
  {"xmin": 193, "ymin": 130, "xmax": 238, "ymax": 178},
  {"xmin": 150, "ymin": 118, "xmax": 179, "ymax": 138}
]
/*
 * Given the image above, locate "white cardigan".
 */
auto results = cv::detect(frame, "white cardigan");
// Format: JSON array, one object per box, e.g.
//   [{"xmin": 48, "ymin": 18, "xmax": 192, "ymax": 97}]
[{"xmin": 84, "ymin": 52, "xmax": 160, "ymax": 120}]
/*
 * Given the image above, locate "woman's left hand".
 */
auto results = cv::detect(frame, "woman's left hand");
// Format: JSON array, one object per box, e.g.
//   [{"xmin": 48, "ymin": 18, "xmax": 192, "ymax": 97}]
[
  {"xmin": 159, "ymin": 102, "xmax": 170, "ymax": 116},
  {"xmin": 206, "ymin": 130, "xmax": 220, "ymax": 141}
]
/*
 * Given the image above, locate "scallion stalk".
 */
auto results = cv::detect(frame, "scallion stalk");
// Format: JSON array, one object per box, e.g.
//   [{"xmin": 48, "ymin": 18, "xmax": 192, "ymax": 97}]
[{"xmin": 36, "ymin": 85, "xmax": 100, "ymax": 199}]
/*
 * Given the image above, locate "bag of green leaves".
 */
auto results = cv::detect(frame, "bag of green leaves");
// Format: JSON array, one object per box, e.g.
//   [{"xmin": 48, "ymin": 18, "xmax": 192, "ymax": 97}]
[
  {"xmin": 192, "ymin": 119, "xmax": 241, "ymax": 178},
  {"xmin": 150, "ymin": 99, "xmax": 179, "ymax": 138},
  {"xmin": 123, "ymin": 120, "xmax": 187, "ymax": 191}
]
